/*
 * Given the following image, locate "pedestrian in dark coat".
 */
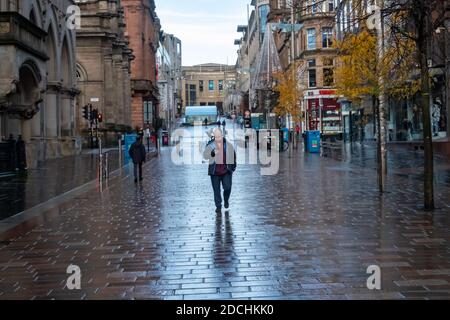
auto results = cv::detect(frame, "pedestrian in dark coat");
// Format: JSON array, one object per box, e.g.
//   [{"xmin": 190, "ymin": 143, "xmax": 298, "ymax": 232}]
[
  {"xmin": 203, "ymin": 127, "xmax": 236, "ymax": 213},
  {"xmin": 128, "ymin": 135, "xmax": 146, "ymax": 183}
]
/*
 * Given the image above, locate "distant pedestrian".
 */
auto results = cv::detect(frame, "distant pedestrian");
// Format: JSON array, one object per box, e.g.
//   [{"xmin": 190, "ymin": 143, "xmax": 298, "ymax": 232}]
[
  {"xmin": 128, "ymin": 135, "xmax": 147, "ymax": 183},
  {"xmin": 203, "ymin": 127, "xmax": 237, "ymax": 213},
  {"xmin": 222, "ymin": 120, "xmax": 226, "ymax": 128}
]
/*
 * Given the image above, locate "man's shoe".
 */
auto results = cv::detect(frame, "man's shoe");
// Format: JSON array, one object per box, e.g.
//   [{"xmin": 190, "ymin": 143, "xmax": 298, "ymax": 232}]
[
  {"xmin": 134, "ymin": 178, "xmax": 138, "ymax": 183},
  {"xmin": 224, "ymin": 201, "xmax": 229, "ymax": 209},
  {"xmin": 139, "ymin": 177, "xmax": 143, "ymax": 181},
  {"xmin": 215, "ymin": 207, "xmax": 222, "ymax": 214}
]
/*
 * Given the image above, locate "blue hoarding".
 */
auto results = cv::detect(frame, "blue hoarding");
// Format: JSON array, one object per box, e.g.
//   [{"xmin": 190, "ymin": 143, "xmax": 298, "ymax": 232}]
[{"xmin": 124, "ymin": 134, "xmax": 137, "ymax": 163}]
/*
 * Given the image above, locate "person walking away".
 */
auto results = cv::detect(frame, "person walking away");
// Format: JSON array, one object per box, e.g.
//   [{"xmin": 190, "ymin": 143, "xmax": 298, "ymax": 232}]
[
  {"xmin": 128, "ymin": 135, "xmax": 146, "ymax": 183},
  {"xmin": 203, "ymin": 128, "xmax": 236, "ymax": 213}
]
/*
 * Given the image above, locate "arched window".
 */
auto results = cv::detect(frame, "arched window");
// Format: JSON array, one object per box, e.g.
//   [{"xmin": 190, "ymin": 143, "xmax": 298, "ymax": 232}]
[{"xmin": 76, "ymin": 63, "xmax": 88, "ymax": 82}]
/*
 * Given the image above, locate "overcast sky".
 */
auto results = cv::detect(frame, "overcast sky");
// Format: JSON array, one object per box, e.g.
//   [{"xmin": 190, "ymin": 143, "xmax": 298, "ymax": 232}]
[{"xmin": 156, "ymin": 0, "xmax": 249, "ymax": 66}]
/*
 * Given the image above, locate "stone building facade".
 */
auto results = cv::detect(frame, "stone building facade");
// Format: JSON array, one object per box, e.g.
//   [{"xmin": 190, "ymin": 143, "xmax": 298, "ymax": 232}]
[
  {"xmin": 157, "ymin": 32, "xmax": 182, "ymax": 133},
  {"xmin": 181, "ymin": 64, "xmax": 236, "ymax": 114},
  {"xmin": 75, "ymin": 0, "xmax": 134, "ymax": 142},
  {"xmin": 335, "ymin": 0, "xmax": 449, "ymax": 142},
  {"xmin": 234, "ymin": 0, "xmax": 270, "ymax": 113},
  {"xmin": 0, "ymin": 0, "xmax": 79, "ymax": 168},
  {"xmin": 269, "ymin": 0, "xmax": 341, "ymax": 135},
  {"xmin": 122, "ymin": 0, "xmax": 160, "ymax": 131}
]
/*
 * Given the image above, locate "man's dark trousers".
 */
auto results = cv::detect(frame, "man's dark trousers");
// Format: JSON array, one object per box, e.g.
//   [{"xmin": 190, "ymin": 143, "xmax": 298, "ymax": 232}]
[
  {"xmin": 134, "ymin": 162, "xmax": 143, "ymax": 180},
  {"xmin": 211, "ymin": 172, "xmax": 232, "ymax": 209}
]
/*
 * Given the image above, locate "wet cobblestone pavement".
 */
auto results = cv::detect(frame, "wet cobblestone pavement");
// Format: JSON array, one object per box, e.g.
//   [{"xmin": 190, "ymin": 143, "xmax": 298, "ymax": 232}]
[
  {"xmin": 0, "ymin": 147, "xmax": 156, "ymax": 221},
  {"xmin": 0, "ymin": 131, "xmax": 449, "ymax": 300}
]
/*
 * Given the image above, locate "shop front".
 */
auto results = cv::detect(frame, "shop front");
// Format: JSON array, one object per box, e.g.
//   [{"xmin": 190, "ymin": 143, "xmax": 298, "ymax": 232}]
[{"xmin": 305, "ymin": 90, "xmax": 342, "ymax": 138}]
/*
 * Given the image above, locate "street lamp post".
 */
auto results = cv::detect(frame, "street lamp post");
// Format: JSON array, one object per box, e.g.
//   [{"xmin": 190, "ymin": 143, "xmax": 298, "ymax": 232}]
[{"xmin": 445, "ymin": 16, "xmax": 450, "ymax": 138}]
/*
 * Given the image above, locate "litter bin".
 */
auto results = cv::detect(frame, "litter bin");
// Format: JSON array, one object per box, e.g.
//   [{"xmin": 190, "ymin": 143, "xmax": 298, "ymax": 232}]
[
  {"xmin": 162, "ymin": 131, "xmax": 169, "ymax": 146},
  {"xmin": 305, "ymin": 130, "xmax": 321, "ymax": 153}
]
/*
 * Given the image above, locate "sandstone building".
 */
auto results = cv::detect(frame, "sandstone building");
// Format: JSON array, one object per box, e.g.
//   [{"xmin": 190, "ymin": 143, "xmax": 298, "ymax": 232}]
[
  {"xmin": 181, "ymin": 64, "xmax": 237, "ymax": 114},
  {"xmin": 76, "ymin": 0, "xmax": 134, "ymax": 142},
  {"xmin": 122, "ymin": 0, "xmax": 160, "ymax": 131},
  {"xmin": 0, "ymin": 0, "xmax": 79, "ymax": 168}
]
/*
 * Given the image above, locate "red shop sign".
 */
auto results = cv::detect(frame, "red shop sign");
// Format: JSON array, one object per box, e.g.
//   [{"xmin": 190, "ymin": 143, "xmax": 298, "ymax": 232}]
[{"xmin": 319, "ymin": 89, "xmax": 336, "ymax": 95}]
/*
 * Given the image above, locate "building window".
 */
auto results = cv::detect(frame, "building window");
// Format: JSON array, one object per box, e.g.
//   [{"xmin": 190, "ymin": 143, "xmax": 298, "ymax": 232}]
[
  {"xmin": 200, "ymin": 102, "xmax": 206, "ymax": 106},
  {"xmin": 219, "ymin": 80, "xmax": 223, "ymax": 91},
  {"xmin": 309, "ymin": 69, "xmax": 317, "ymax": 88},
  {"xmin": 323, "ymin": 57, "xmax": 334, "ymax": 66},
  {"xmin": 307, "ymin": 28, "xmax": 316, "ymax": 50},
  {"xmin": 144, "ymin": 101, "xmax": 153, "ymax": 124},
  {"xmin": 209, "ymin": 80, "xmax": 214, "ymax": 91},
  {"xmin": 308, "ymin": 59, "xmax": 316, "ymax": 67},
  {"xmin": 189, "ymin": 84, "xmax": 197, "ymax": 105},
  {"xmin": 259, "ymin": 4, "xmax": 270, "ymax": 36},
  {"xmin": 323, "ymin": 68, "xmax": 334, "ymax": 86},
  {"xmin": 199, "ymin": 80, "xmax": 204, "ymax": 92},
  {"xmin": 312, "ymin": 0, "xmax": 317, "ymax": 14},
  {"xmin": 322, "ymin": 27, "xmax": 333, "ymax": 48},
  {"xmin": 328, "ymin": 0, "xmax": 334, "ymax": 12}
]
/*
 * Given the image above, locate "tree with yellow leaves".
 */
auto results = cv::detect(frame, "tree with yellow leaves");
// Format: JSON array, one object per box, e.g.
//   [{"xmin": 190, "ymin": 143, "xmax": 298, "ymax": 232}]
[
  {"xmin": 334, "ymin": 27, "xmax": 418, "ymax": 192},
  {"xmin": 334, "ymin": 29, "xmax": 419, "ymax": 106},
  {"xmin": 273, "ymin": 60, "xmax": 306, "ymax": 123},
  {"xmin": 334, "ymin": 0, "xmax": 445, "ymax": 211}
]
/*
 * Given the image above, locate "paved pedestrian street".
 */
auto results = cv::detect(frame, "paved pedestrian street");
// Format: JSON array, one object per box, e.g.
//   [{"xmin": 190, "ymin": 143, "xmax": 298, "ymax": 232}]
[{"xmin": 0, "ymin": 128, "xmax": 449, "ymax": 300}]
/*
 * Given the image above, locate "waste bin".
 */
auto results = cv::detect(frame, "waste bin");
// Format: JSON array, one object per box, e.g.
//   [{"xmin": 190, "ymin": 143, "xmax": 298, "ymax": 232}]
[
  {"xmin": 305, "ymin": 130, "xmax": 321, "ymax": 153},
  {"xmin": 162, "ymin": 131, "xmax": 169, "ymax": 146}
]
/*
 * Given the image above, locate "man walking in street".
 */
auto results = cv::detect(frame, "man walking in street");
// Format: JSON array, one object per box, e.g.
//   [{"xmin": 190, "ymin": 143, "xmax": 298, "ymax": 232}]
[
  {"xmin": 129, "ymin": 135, "xmax": 147, "ymax": 183},
  {"xmin": 203, "ymin": 127, "xmax": 236, "ymax": 213}
]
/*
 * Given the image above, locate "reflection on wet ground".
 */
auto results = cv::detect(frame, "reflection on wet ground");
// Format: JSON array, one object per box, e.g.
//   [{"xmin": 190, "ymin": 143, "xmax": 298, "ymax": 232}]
[
  {"xmin": 0, "ymin": 152, "xmax": 120, "ymax": 220},
  {"xmin": 323, "ymin": 141, "xmax": 450, "ymax": 186},
  {"xmin": 0, "ymin": 146, "xmax": 159, "ymax": 221}
]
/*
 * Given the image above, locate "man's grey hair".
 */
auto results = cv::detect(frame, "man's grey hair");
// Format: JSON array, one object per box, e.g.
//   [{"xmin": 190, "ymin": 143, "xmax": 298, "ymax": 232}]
[{"xmin": 213, "ymin": 127, "xmax": 223, "ymax": 137}]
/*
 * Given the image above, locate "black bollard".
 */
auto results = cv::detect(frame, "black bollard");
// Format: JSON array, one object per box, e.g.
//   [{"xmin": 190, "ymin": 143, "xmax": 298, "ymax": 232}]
[
  {"xmin": 16, "ymin": 135, "xmax": 27, "ymax": 170},
  {"xmin": 7, "ymin": 134, "xmax": 17, "ymax": 171}
]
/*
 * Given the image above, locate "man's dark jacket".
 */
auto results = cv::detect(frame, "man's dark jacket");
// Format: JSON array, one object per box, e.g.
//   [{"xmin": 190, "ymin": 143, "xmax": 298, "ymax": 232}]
[
  {"xmin": 129, "ymin": 141, "xmax": 146, "ymax": 164},
  {"xmin": 203, "ymin": 138, "xmax": 236, "ymax": 176}
]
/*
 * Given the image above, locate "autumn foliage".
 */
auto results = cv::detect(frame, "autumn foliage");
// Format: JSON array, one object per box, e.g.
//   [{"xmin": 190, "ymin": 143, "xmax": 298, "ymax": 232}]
[
  {"xmin": 334, "ymin": 29, "xmax": 419, "ymax": 104},
  {"xmin": 273, "ymin": 61, "xmax": 306, "ymax": 123}
]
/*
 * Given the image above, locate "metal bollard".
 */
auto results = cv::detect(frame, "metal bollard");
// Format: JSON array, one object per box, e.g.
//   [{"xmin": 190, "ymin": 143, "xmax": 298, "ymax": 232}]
[
  {"xmin": 105, "ymin": 152, "xmax": 109, "ymax": 179},
  {"xmin": 118, "ymin": 136, "xmax": 122, "ymax": 169},
  {"xmin": 99, "ymin": 152, "xmax": 103, "ymax": 182}
]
